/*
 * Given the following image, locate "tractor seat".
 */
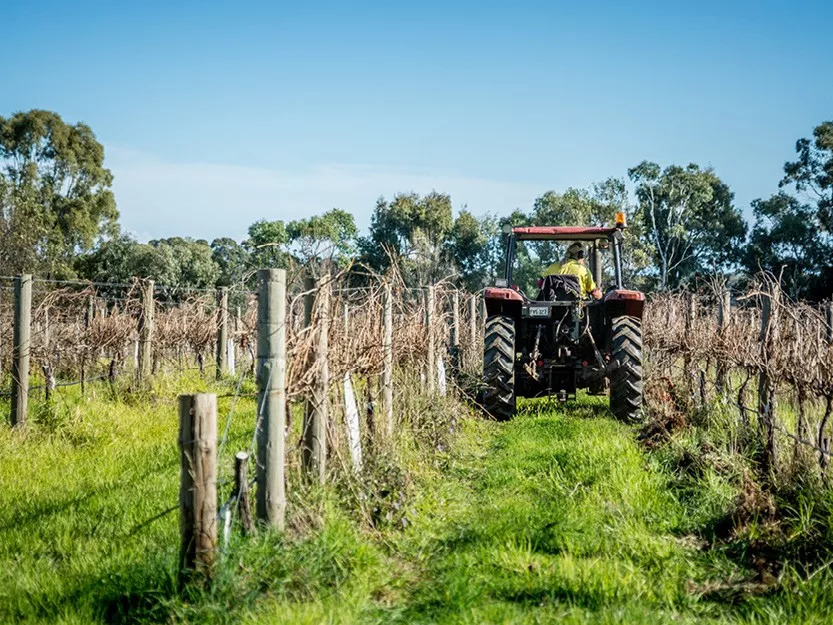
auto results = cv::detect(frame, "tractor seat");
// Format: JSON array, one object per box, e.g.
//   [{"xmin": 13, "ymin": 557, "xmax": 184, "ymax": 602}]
[{"xmin": 537, "ymin": 274, "xmax": 582, "ymax": 302}]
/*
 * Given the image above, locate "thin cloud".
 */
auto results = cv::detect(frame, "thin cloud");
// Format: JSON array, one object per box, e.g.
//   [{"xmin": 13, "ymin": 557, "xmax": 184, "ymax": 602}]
[{"xmin": 107, "ymin": 147, "xmax": 542, "ymax": 242}]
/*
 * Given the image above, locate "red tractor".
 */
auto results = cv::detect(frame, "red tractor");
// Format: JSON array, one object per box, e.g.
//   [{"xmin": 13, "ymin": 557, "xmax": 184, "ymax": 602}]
[{"xmin": 481, "ymin": 216, "xmax": 645, "ymax": 422}]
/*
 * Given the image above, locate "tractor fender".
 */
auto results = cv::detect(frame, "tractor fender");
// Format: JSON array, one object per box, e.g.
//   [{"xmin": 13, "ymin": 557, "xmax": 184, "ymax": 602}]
[
  {"xmin": 603, "ymin": 289, "xmax": 645, "ymax": 318},
  {"xmin": 483, "ymin": 287, "xmax": 523, "ymax": 318}
]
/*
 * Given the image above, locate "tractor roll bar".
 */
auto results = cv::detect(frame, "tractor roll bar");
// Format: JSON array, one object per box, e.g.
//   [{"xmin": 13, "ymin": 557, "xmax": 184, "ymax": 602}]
[{"xmin": 512, "ymin": 226, "xmax": 619, "ymax": 240}]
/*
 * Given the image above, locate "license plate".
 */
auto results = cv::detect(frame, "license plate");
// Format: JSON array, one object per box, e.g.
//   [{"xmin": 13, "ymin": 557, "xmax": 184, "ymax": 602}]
[{"xmin": 529, "ymin": 306, "xmax": 550, "ymax": 318}]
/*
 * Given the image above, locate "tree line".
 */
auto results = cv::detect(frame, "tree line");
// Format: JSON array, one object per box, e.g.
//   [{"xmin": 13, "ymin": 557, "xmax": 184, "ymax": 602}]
[{"xmin": 2, "ymin": 109, "xmax": 831, "ymax": 299}]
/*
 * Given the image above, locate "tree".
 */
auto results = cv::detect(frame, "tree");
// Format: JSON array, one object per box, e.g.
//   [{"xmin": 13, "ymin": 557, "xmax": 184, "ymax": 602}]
[
  {"xmin": 147, "ymin": 237, "xmax": 219, "ymax": 294},
  {"xmin": 76, "ymin": 234, "xmax": 139, "ymax": 285},
  {"xmin": 244, "ymin": 219, "xmax": 289, "ymax": 269},
  {"xmin": 287, "ymin": 208, "xmax": 357, "ymax": 273},
  {"xmin": 0, "ymin": 110, "xmax": 118, "ymax": 276},
  {"xmin": 781, "ymin": 121, "xmax": 833, "ymax": 230},
  {"xmin": 628, "ymin": 161, "xmax": 746, "ymax": 290},
  {"xmin": 744, "ymin": 192, "xmax": 831, "ymax": 300},
  {"xmin": 446, "ymin": 211, "xmax": 502, "ymax": 290},
  {"xmin": 358, "ymin": 191, "xmax": 454, "ymax": 284},
  {"xmin": 78, "ymin": 236, "xmax": 220, "ymax": 297},
  {"xmin": 743, "ymin": 120, "xmax": 833, "ymax": 301},
  {"xmin": 211, "ymin": 237, "xmax": 250, "ymax": 287}
]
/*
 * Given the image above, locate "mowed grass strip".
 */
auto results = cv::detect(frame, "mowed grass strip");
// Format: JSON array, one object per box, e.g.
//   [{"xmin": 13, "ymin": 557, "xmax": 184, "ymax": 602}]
[{"xmin": 382, "ymin": 396, "xmax": 833, "ymax": 624}]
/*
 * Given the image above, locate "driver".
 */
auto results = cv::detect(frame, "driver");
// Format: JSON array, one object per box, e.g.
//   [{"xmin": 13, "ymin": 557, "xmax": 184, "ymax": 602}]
[{"xmin": 544, "ymin": 242, "xmax": 602, "ymax": 300}]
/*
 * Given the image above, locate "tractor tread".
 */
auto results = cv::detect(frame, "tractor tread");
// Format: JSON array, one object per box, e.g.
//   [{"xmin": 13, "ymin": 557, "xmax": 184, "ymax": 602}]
[
  {"xmin": 609, "ymin": 315, "xmax": 644, "ymax": 423},
  {"xmin": 482, "ymin": 315, "xmax": 516, "ymax": 421}
]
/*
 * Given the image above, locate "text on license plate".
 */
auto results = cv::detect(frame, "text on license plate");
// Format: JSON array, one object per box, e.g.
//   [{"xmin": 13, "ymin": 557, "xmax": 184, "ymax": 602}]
[{"xmin": 529, "ymin": 306, "xmax": 550, "ymax": 317}]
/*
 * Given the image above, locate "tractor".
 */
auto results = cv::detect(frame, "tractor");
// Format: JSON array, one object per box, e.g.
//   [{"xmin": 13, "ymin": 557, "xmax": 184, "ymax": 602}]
[{"xmin": 481, "ymin": 214, "xmax": 645, "ymax": 422}]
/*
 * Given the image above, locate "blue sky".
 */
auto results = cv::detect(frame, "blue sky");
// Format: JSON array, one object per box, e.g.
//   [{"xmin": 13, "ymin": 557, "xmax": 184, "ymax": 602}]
[{"xmin": 1, "ymin": 0, "xmax": 831, "ymax": 241}]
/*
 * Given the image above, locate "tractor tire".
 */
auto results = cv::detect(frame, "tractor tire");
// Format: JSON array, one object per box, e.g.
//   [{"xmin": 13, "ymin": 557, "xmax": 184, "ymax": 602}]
[
  {"xmin": 609, "ymin": 315, "xmax": 644, "ymax": 423},
  {"xmin": 482, "ymin": 315, "xmax": 516, "ymax": 421}
]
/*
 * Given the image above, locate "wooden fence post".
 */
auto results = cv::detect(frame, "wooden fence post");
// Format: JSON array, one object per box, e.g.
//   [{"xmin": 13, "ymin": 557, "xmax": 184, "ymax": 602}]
[
  {"xmin": 234, "ymin": 451, "xmax": 253, "ymax": 536},
  {"xmin": 758, "ymin": 285, "xmax": 779, "ymax": 481},
  {"xmin": 425, "ymin": 286, "xmax": 436, "ymax": 393},
  {"xmin": 235, "ymin": 305, "xmax": 242, "ymax": 372},
  {"xmin": 11, "ymin": 274, "xmax": 32, "ymax": 428},
  {"xmin": 821, "ymin": 300, "xmax": 833, "ymax": 470},
  {"xmin": 468, "ymin": 294, "xmax": 477, "ymax": 363},
  {"xmin": 303, "ymin": 277, "xmax": 329, "ymax": 483},
  {"xmin": 216, "ymin": 287, "xmax": 229, "ymax": 379},
  {"xmin": 382, "ymin": 282, "xmax": 394, "ymax": 436},
  {"xmin": 716, "ymin": 287, "xmax": 731, "ymax": 395},
  {"xmin": 450, "ymin": 290, "xmax": 460, "ymax": 375},
  {"xmin": 44, "ymin": 306, "xmax": 51, "ymax": 352},
  {"xmin": 684, "ymin": 292, "xmax": 696, "ymax": 398},
  {"xmin": 138, "ymin": 279, "xmax": 155, "ymax": 383},
  {"xmin": 256, "ymin": 269, "xmax": 287, "ymax": 529},
  {"xmin": 178, "ymin": 393, "xmax": 217, "ymax": 586}
]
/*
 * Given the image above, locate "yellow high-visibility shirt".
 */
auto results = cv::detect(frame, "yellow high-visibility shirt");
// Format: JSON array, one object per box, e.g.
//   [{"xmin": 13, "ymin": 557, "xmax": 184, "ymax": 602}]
[{"xmin": 544, "ymin": 259, "xmax": 597, "ymax": 296}]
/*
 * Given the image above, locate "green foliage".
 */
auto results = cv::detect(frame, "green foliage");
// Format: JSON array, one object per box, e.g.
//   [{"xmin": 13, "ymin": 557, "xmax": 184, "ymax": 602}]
[
  {"xmin": 446, "ymin": 211, "xmax": 502, "ymax": 290},
  {"xmin": 0, "ymin": 109, "xmax": 118, "ymax": 277},
  {"xmin": 287, "ymin": 208, "xmax": 358, "ymax": 271},
  {"xmin": 745, "ymin": 193, "xmax": 831, "ymax": 299},
  {"xmin": 78, "ymin": 236, "xmax": 219, "ymax": 295},
  {"xmin": 244, "ymin": 219, "xmax": 290, "ymax": 269},
  {"xmin": 781, "ymin": 121, "xmax": 833, "ymax": 230},
  {"xmin": 210, "ymin": 237, "xmax": 250, "ymax": 287},
  {"xmin": 742, "ymin": 121, "xmax": 833, "ymax": 300},
  {"xmin": 629, "ymin": 161, "xmax": 746, "ymax": 290},
  {"xmin": 359, "ymin": 191, "xmax": 454, "ymax": 283}
]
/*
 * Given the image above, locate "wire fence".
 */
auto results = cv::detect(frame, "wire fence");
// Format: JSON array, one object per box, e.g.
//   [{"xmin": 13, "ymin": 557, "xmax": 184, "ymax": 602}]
[{"xmin": 644, "ymin": 275, "xmax": 833, "ymax": 482}]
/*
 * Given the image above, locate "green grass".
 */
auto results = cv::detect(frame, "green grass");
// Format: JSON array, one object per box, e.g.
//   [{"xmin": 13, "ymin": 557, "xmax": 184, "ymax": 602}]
[
  {"xmin": 1, "ymin": 379, "xmax": 832, "ymax": 623},
  {"xmin": 0, "ymin": 371, "xmax": 259, "ymax": 624}
]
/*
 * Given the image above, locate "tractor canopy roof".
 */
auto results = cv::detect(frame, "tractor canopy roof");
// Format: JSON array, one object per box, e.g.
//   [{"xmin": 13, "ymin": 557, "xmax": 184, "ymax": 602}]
[{"xmin": 511, "ymin": 226, "xmax": 621, "ymax": 241}]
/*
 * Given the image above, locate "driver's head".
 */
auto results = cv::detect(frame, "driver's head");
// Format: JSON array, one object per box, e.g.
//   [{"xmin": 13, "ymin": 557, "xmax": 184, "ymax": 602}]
[{"xmin": 567, "ymin": 242, "xmax": 584, "ymax": 261}]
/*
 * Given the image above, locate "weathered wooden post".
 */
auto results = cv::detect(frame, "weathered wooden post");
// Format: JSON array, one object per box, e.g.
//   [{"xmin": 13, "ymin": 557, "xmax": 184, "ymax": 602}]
[
  {"xmin": 382, "ymin": 281, "xmax": 394, "ymax": 436},
  {"xmin": 215, "ymin": 287, "xmax": 229, "ymax": 379},
  {"xmin": 684, "ymin": 292, "xmax": 696, "ymax": 398},
  {"xmin": 178, "ymin": 393, "xmax": 217, "ymax": 585},
  {"xmin": 303, "ymin": 277, "xmax": 329, "ymax": 483},
  {"xmin": 758, "ymin": 285, "xmax": 779, "ymax": 481},
  {"xmin": 716, "ymin": 287, "xmax": 731, "ymax": 395},
  {"xmin": 821, "ymin": 300, "xmax": 833, "ymax": 471},
  {"xmin": 468, "ymin": 294, "xmax": 477, "ymax": 354},
  {"xmin": 256, "ymin": 269, "xmax": 287, "ymax": 529},
  {"xmin": 44, "ymin": 306, "xmax": 51, "ymax": 352},
  {"xmin": 234, "ymin": 451, "xmax": 253, "ymax": 536},
  {"xmin": 234, "ymin": 305, "xmax": 242, "ymax": 373},
  {"xmin": 450, "ymin": 290, "xmax": 461, "ymax": 375},
  {"xmin": 425, "ymin": 286, "xmax": 436, "ymax": 393},
  {"xmin": 138, "ymin": 279, "xmax": 155, "ymax": 383},
  {"xmin": 11, "ymin": 274, "xmax": 32, "ymax": 427}
]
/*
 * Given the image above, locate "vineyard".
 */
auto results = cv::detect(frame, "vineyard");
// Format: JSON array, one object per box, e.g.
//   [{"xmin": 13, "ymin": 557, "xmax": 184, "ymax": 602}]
[
  {"xmin": 1, "ymin": 271, "xmax": 833, "ymax": 624},
  {"xmin": 645, "ymin": 278, "xmax": 833, "ymax": 482}
]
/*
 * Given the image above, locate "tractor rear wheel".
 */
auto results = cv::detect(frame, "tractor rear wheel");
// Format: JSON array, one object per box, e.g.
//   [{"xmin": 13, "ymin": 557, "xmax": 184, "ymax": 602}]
[
  {"xmin": 609, "ymin": 315, "xmax": 644, "ymax": 423},
  {"xmin": 482, "ymin": 315, "xmax": 516, "ymax": 421}
]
